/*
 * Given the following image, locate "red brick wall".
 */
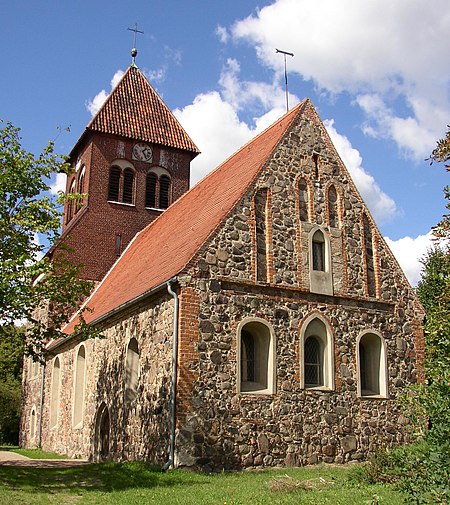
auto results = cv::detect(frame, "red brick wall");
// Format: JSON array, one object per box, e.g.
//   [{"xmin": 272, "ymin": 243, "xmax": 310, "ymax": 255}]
[{"xmin": 59, "ymin": 133, "xmax": 192, "ymax": 281}]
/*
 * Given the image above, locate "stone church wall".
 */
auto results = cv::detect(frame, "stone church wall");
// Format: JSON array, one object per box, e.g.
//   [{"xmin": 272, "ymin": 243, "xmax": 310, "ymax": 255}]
[
  {"xmin": 173, "ymin": 109, "xmax": 423, "ymax": 470},
  {"xmin": 21, "ymin": 293, "xmax": 175, "ymax": 463}
]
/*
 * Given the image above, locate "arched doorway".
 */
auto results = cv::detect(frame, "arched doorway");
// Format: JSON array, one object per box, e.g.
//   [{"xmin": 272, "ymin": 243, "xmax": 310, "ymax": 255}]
[{"xmin": 94, "ymin": 402, "xmax": 110, "ymax": 461}]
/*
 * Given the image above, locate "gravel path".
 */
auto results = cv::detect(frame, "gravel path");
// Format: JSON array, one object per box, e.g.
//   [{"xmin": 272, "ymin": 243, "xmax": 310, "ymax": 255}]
[{"xmin": 0, "ymin": 450, "xmax": 89, "ymax": 468}]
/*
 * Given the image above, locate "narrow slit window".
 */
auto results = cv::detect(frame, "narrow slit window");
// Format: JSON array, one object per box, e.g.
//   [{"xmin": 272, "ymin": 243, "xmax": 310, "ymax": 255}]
[
  {"xmin": 159, "ymin": 175, "xmax": 171, "ymax": 209},
  {"xmin": 298, "ymin": 178, "xmax": 309, "ymax": 222},
  {"xmin": 328, "ymin": 185, "xmax": 338, "ymax": 227},
  {"xmin": 241, "ymin": 330, "xmax": 255, "ymax": 382},
  {"xmin": 255, "ymin": 188, "xmax": 268, "ymax": 282},
  {"xmin": 363, "ymin": 214, "xmax": 376, "ymax": 297},
  {"xmin": 313, "ymin": 153, "xmax": 319, "ymax": 180},
  {"xmin": 122, "ymin": 168, "xmax": 134, "ymax": 204},
  {"xmin": 145, "ymin": 173, "xmax": 157, "ymax": 208},
  {"xmin": 108, "ymin": 167, "xmax": 121, "ymax": 202}
]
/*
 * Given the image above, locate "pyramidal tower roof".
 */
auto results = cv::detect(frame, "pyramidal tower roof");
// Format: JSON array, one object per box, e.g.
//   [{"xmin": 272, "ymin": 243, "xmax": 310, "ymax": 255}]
[{"xmin": 80, "ymin": 65, "xmax": 200, "ymax": 155}]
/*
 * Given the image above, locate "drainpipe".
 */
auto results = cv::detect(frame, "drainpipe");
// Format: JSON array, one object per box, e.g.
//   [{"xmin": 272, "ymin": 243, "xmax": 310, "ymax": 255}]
[
  {"xmin": 162, "ymin": 279, "xmax": 179, "ymax": 471},
  {"xmin": 37, "ymin": 361, "xmax": 45, "ymax": 448}
]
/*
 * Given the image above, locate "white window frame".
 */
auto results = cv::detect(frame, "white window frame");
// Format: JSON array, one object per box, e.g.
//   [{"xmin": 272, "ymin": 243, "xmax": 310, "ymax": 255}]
[
  {"xmin": 72, "ymin": 344, "xmax": 87, "ymax": 429},
  {"xmin": 308, "ymin": 226, "xmax": 333, "ymax": 295},
  {"xmin": 357, "ymin": 330, "xmax": 389, "ymax": 399},
  {"xmin": 236, "ymin": 317, "xmax": 276, "ymax": 395},
  {"xmin": 300, "ymin": 314, "xmax": 335, "ymax": 391}
]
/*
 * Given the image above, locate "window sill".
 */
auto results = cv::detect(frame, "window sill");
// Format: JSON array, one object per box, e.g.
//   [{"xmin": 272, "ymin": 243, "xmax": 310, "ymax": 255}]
[
  {"xmin": 304, "ymin": 386, "xmax": 333, "ymax": 392},
  {"xmin": 145, "ymin": 207, "xmax": 165, "ymax": 212},
  {"xmin": 240, "ymin": 382, "xmax": 273, "ymax": 395},
  {"xmin": 107, "ymin": 200, "xmax": 135, "ymax": 207},
  {"xmin": 359, "ymin": 393, "xmax": 388, "ymax": 400}
]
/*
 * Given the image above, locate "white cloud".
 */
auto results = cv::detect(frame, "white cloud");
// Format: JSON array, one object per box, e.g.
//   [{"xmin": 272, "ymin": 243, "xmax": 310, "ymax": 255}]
[
  {"xmin": 231, "ymin": 0, "xmax": 450, "ymax": 160},
  {"xmin": 324, "ymin": 119, "xmax": 397, "ymax": 223},
  {"xmin": 385, "ymin": 231, "xmax": 435, "ymax": 286},
  {"xmin": 216, "ymin": 25, "xmax": 229, "ymax": 44},
  {"xmin": 49, "ymin": 173, "xmax": 67, "ymax": 195},
  {"xmin": 86, "ymin": 69, "xmax": 124, "ymax": 117}
]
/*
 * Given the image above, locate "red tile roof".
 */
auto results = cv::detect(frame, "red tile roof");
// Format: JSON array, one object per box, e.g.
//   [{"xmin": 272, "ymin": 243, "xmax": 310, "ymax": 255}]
[
  {"xmin": 86, "ymin": 66, "xmax": 199, "ymax": 155},
  {"xmin": 63, "ymin": 99, "xmax": 308, "ymax": 335}
]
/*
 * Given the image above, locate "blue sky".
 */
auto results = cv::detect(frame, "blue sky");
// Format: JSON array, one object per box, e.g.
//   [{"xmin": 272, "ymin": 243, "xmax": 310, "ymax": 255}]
[{"xmin": 1, "ymin": 0, "xmax": 449, "ymax": 285}]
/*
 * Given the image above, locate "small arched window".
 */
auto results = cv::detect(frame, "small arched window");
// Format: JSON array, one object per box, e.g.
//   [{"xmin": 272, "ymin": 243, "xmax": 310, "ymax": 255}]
[
  {"xmin": 73, "ymin": 345, "xmax": 86, "ymax": 428},
  {"xmin": 363, "ymin": 214, "xmax": 376, "ymax": 297},
  {"xmin": 301, "ymin": 316, "xmax": 334, "ymax": 390},
  {"xmin": 145, "ymin": 173, "xmax": 157, "ymax": 208},
  {"xmin": 125, "ymin": 338, "xmax": 139, "ymax": 403},
  {"xmin": 358, "ymin": 332, "xmax": 388, "ymax": 398},
  {"xmin": 122, "ymin": 168, "xmax": 135, "ymax": 204},
  {"xmin": 312, "ymin": 230, "xmax": 325, "ymax": 272},
  {"xmin": 159, "ymin": 175, "xmax": 171, "ymax": 209},
  {"xmin": 108, "ymin": 166, "xmax": 121, "ymax": 202},
  {"xmin": 238, "ymin": 319, "xmax": 276, "ymax": 394},
  {"xmin": 50, "ymin": 357, "xmax": 60, "ymax": 429},
  {"xmin": 298, "ymin": 178, "xmax": 309, "ymax": 222},
  {"xmin": 327, "ymin": 185, "xmax": 338, "ymax": 228}
]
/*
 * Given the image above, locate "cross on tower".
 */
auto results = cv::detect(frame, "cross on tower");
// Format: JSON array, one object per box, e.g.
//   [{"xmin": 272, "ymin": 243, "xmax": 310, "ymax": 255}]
[{"xmin": 128, "ymin": 23, "xmax": 144, "ymax": 66}]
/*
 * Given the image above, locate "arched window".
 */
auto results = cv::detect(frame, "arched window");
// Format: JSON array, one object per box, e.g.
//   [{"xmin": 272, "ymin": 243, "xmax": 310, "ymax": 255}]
[
  {"xmin": 145, "ymin": 173, "xmax": 157, "ymax": 208},
  {"xmin": 327, "ymin": 185, "xmax": 338, "ymax": 228},
  {"xmin": 73, "ymin": 345, "xmax": 86, "ymax": 428},
  {"xmin": 298, "ymin": 178, "xmax": 309, "ymax": 222},
  {"xmin": 66, "ymin": 179, "xmax": 76, "ymax": 223},
  {"xmin": 50, "ymin": 357, "xmax": 60, "ymax": 429},
  {"xmin": 363, "ymin": 214, "xmax": 376, "ymax": 297},
  {"xmin": 108, "ymin": 166, "xmax": 121, "ymax": 202},
  {"xmin": 254, "ymin": 188, "xmax": 269, "ymax": 282},
  {"xmin": 159, "ymin": 175, "xmax": 171, "ymax": 209},
  {"xmin": 237, "ymin": 319, "xmax": 276, "ymax": 394},
  {"xmin": 125, "ymin": 338, "xmax": 139, "ymax": 403},
  {"xmin": 122, "ymin": 168, "xmax": 134, "ymax": 204},
  {"xmin": 301, "ymin": 316, "xmax": 334, "ymax": 390},
  {"xmin": 30, "ymin": 407, "xmax": 36, "ymax": 440},
  {"xmin": 75, "ymin": 166, "xmax": 86, "ymax": 214},
  {"xmin": 358, "ymin": 332, "xmax": 388, "ymax": 398},
  {"xmin": 312, "ymin": 230, "xmax": 325, "ymax": 272}
]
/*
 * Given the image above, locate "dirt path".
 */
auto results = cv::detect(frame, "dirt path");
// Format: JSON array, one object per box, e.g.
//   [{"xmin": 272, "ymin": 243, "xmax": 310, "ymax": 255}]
[{"xmin": 0, "ymin": 450, "xmax": 89, "ymax": 468}]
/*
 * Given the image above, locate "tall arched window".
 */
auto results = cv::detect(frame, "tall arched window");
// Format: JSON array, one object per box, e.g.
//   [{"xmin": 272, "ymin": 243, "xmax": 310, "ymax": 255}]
[
  {"xmin": 30, "ymin": 407, "xmax": 36, "ymax": 440},
  {"xmin": 312, "ymin": 230, "xmax": 325, "ymax": 272},
  {"xmin": 327, "ymin": 185, "xmax": 338, "ymax": 228},
  {"xmin": 122, "ymin": 168, "xmax": 134, "ymax": 204},
  {"xmin": 363, "ymin": 214, "xmax": 376, "ymax": 297},
  {"xmin": 301, "ymin": 316, "xmax": 334, "ymax": 390},
  {"xmin": 50, "ymin": 357, "xmax": 60, "ymax": 429},
  {"xmin": 145, "ymin": 173, "xmax": 157, "ymax": 208},
  {"xmin": 66, "ymin": 179, "xmax": 76, "ymax": 223},
  {"xmin": 73, "ymin": 345, "xmax": 86, "ymax": 427},
  {"xmin": 125, "ymin": 338, "xmax": 139, "ymax": 403},
  {"xmin": 75, "ymin": 166, "xmax": 86, "ymax": 214},
  {"xmin": 159, "ymin": 175, "xmax": 171, "ymax": 209},
  {"xmin": 298, "ymin": 178, "xmax": 309, "ymax": 222},
  {"xmin": 108, "ymin": 166, "xmax": 121, "ymax": 202},
  {"xmin": 358, "ymin": 332, "xmax": 388, "ymax": 398},
  {"xmin": 237, "ymin": 319, "xmax": 276, "ymax": 394},
  {"xmin": 254, "ymin": 188, "xmax": 269, "ymax": 282}
]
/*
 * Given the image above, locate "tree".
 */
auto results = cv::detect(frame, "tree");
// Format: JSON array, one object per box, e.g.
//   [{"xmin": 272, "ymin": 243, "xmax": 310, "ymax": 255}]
[{"xmin": 0, "ymin": 119, "xmax": 94, "ymax": 357}]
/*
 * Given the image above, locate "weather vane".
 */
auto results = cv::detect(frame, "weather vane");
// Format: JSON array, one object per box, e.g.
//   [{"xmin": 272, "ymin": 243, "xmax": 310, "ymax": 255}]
[
  {"xmin": 276, "ymin": 48, "xmax": 294, "ymax": 112},
  {"xmin": 128, "ymin": 23, "xmax": 144, "ymax": 66}
]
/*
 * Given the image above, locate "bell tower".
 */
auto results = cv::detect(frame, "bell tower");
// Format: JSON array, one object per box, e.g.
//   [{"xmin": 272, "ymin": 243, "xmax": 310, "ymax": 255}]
[{"xmin": 57, "ymin": 64, "xmax": 199, "ymax": 282}]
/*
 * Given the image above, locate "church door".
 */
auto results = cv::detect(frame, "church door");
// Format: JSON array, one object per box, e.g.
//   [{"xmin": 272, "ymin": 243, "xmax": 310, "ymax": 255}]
[{"xmin": 94, "ymin": 403, "xmax": 110, "ymax": 461}]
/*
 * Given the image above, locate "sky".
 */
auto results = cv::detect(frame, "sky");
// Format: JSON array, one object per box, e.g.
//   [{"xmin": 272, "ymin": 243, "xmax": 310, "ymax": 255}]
[{"xmin": 1, "ymin": 0, "xmax": 449, "ymax": 286}]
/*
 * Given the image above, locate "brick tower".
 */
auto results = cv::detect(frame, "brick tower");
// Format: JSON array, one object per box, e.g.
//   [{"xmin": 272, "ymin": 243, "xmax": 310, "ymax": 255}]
[{"xmin": 57, "ymin": 65, "xmax": 199, "ymax": 282}]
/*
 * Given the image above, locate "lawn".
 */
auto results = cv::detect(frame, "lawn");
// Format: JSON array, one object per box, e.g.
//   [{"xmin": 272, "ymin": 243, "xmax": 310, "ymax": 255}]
[{"xmin": 0, "ymin": 459, "xmax": 405, "ymax": 504}]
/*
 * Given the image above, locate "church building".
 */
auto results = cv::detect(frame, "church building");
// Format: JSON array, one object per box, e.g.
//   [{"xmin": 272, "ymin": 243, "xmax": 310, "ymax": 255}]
[{"xmin": 20, "ymin": 59, "xmax": 425, "ymax": 470}]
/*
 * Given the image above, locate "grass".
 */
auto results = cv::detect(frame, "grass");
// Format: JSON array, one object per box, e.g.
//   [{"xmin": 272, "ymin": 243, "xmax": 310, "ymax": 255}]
[
  {"xmin": 0, "ymin": 460, "xmax": 406, "ymax": 504},
  {"xmin": 0, "ymin": 445, "xmax": 68, "ymax": 459}
]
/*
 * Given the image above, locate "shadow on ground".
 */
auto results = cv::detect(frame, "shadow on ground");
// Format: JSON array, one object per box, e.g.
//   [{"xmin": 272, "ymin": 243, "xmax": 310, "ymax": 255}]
[{"xmin": 0, "ymin": 461, "xmax": 209, "ymax": 494}]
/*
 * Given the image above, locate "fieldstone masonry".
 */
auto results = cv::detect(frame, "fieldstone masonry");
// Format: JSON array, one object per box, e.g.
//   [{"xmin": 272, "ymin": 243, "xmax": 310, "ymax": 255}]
[{"xmin": 21, "ymin": 100, "xmax": 424, "ymax": 470}]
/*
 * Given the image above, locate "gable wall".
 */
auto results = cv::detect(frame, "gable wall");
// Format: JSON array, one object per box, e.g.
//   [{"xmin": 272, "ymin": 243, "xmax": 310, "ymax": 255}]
[{"xmin": 174, "ymin": 107, "xmax": 424, "ymax": 470}]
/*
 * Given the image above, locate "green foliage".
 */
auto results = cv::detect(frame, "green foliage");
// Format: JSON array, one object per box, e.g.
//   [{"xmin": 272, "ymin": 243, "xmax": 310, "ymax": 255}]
[
  {"xmin": 0, "ymin": 326, "xmax": 24, "ymax": 444},
  {"xmin": 0, "ymin": 120, "xmax": 94, "ymax": 357}
]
